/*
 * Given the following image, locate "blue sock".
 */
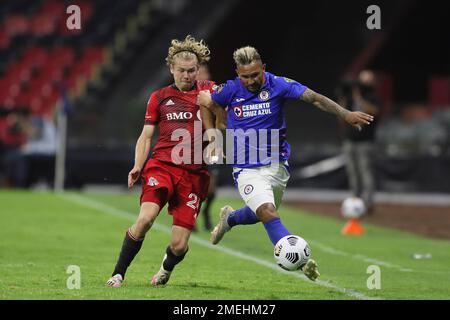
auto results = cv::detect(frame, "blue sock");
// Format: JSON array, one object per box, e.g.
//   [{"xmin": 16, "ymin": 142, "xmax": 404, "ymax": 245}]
[
  {"xmin": 263, "ymin": 218, "xmax": 290, "ymax": 245},
  {"xmin": 227, "ymin": 206, "xmax": 259, "ymax": 227}
]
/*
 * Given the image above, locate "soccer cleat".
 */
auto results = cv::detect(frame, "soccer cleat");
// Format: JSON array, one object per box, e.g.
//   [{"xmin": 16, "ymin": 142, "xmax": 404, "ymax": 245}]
[
  {"xmin": 210, "ymin": 205, "xmax": 234, "ymax": 245},
  {"xmin": 302, "ymin": 259, "xmax": 320, "ymax": 281},
  {"xmin": 106, "ymin": 274, "xmax": 123, "ymax": 288},
  {"xmin": 151, "ymin": 267, "xmax": 172, "ymax": 286}
]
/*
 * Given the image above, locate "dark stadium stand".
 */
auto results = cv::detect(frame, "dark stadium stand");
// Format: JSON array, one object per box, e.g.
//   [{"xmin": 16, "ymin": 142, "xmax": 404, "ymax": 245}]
[
  {"xmin": 0, "ymin": 0, "xmax": 158, "ymax": 188},
  {"xmin": 1, "ymin": 0, "xmax": 449, "ymax": 191}
]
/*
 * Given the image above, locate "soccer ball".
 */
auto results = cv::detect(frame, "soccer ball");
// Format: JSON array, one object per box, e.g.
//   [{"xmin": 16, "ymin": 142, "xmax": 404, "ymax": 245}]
[
  {"xmin": 341, "ymin": 197, "xmax": 366, "ymax": 219},
  {"xmin": 274, "ymin": 235, "xmax": 311, "ymax": 271}
]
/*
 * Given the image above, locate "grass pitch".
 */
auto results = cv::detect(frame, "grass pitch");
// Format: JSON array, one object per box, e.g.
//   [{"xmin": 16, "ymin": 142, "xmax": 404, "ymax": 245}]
[{"xmin": 0, "ymin": 190, "xmax": 449, "ymax": 300}]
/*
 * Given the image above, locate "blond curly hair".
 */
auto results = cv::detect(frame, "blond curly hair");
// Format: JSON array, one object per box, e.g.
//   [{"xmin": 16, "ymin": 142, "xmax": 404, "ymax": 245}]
[{"xmin": 166, "ymin": 35, "xmax": 211, "ymax": 66}]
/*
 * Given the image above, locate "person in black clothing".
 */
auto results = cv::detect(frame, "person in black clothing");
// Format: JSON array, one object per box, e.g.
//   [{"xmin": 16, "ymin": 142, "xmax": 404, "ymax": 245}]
[
  {"xmin": 0, "ymin": 108, "xmax": 30, "ymax": 188},
  {"xmin": 337, "ymin": 70, "xmax": 380, "ymax": 214}
]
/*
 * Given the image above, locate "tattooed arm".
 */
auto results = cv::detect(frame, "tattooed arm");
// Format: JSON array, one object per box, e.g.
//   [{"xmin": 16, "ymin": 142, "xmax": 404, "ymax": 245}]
[
  {"xmin": 300, "ymin": 88, "xmax": 350, "ymax": 119},
  {"xmin": 300, "ymin": 88, "xmax": 374, "ymax": 130}
]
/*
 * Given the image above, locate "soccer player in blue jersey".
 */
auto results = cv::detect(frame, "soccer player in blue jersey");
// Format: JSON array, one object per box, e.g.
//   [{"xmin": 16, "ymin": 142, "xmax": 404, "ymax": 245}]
[{"xmin": 197, "ymin": 46, "xmax": 373, "ymax": 281}]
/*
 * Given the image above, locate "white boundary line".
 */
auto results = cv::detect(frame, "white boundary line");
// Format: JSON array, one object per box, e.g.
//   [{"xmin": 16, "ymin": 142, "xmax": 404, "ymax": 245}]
[
  {"xmin": 309, "ymin": 241, "xmax": 414, "ymax": 273},
  {"xmin": 58, "ymin": 193, "xmax": 380, "ymax": 300}
]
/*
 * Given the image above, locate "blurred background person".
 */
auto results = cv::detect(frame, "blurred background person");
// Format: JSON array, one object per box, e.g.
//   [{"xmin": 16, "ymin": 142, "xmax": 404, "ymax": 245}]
[
  {"xmin": 22, "ymin": 114, "xmax": 57, "ymax": 188},
  {"xmin": 0, "ymin": 109, "xmax": 30, "ymax": 188},
  {"xmin": 336, "ymin": 70, "xmax": 380, "ymax": 214},
  {"xmin": 198, "ymin": 63, "xmax": 211, "ymax": 83}
]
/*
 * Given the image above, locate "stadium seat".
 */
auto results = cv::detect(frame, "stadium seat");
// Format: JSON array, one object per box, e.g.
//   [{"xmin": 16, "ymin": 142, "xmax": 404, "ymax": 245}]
[
  {"xmin": 49, "ymin": 47, "xmax": 75, "ymax": 67},
  {"xmin": 0, "ymin": 0, "xmax": 138, "ymax": 119},
  {"xmin": 6, "ymin": 61, "xmax": 32, "ymax": 83},
  {"xmin": 429, "ymin": 77, "xmax": 450, "ymax": 108},
  {"xmin": 40, "ymin": 92, "xmax": 60, "ymax": 116},
  {"xmin": 40, "ymin": 1, "xmax": 65, "ymax": 18},
  {"xmin": 0, "ymin": 30, "xmax": 11, "ymax": 49},
  {"xmin": 22, "ymin": 47, "xmax": 49, "ymax": 68},
  {"xmin": 4, "ymin": 15, "xmax": 29, "ymax": 36},
  {"xmin": 83, "ymin": 47, "xmax": 105, "ymax": 63},
  {"xmin": 30, "ymin": 13, "xmax": 57, "ymax": 37},
  {"xmin": 72, "ymin": 59, "xmax": 97, "ymax": 80}
]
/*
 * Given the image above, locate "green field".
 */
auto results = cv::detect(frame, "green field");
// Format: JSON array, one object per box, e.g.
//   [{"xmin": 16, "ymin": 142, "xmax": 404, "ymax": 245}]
[{"xmin": 0, "ymin": 190, "xmax": 449, "ymax": 300}]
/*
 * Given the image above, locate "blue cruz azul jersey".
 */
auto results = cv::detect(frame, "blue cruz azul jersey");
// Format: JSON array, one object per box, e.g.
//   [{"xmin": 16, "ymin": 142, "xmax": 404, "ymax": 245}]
[{"xmin": 211, "ymin": 72, "xmax": 307, "ymax": 168}]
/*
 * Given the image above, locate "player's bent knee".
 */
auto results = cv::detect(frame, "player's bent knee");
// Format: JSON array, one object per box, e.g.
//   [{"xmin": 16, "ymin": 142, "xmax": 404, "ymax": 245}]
[
  {"xmin": 136, "ymin": 215, "xmax": 154, "ymax": 229},
  {"xmin": 256, "ymin": 203, "xmax": 279, "ymax": 223},
  {"xmin": 170, "ymin": 242, "xmax": 188, "ymax": 256},
  {"xmin": 170, "ymin": 225, "xmax": 191, "ymax": 253}
]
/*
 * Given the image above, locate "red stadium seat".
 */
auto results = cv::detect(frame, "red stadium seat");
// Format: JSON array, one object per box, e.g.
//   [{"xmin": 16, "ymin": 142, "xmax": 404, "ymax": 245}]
[
  {"xmin": 0, "ymin": 97, "xmax": 15, "ymax": 108},
  {"xmin": 14, "ymin": 91, "xmax": 32, "ymax": 107},
  {"xmin": 40, "ymin": 92, "xmax": 60, "ymax": 116},
  {"xmin": 30, "ymin": 96, "xmax": 43, "ymax": 114},
  {"xmin": 83, "ymin": 47, "xmax": 105, "ymax": 64},
  {"xmin": 50, "ymin": 47, "xmax": 75, "ymax": 66},
  {"xmin": 0, "ymin": 118, "xmax": 7, "ymax": 141},
  {"xmin": 31, "ymin": 14, "xmax": 57, "ymax": 36},
  {"xmin": 8, "ymin": 83, "xmax": 21, "ymax": 99},
  {"xmin": 0, "ymin": 78, "xmax": 16, "ymax": 93},
  {"xmin": 6, "ymin": 61, "xmax": 32, "ymax": 83},
  {"xmin": 0, "ymin": 88, "xmax": 11, "ymax": 102},
  {"xmin": 40, "ymin": 63, "xmax": 65, "ymax": 82},
  {"xmin": 30, "ymin": 74, "xmax": 59, "ymax": 96},
  {"xmin": 72, "ymin": 62, "xmax": 93, "ymax": 80},
  {"xmin": 429, "ymin": 76, "xmax": 450, "ymax": 109},
  {"xmin": 40, "ymin": 1, "xmax": 65, "ymax": 18},
  {"xmin": 30, "ymin": 74, "xmax": 52, "ymax": 90},
  {"xmin": 4, "ymin": 15, "xmax": 29, "ymax": 36},
  {"xmin": 0, "ymin": 1, "xmax": 107, "ymax": 114},
  {"xmin": 0, "ymin": 81, "xmax": 13, "ymax": 104},
  {"xmin": 22, "ymin": 47, "xmax": 49, "ymax": 69},
  {"xmin": 0, "ymin": 30, "xmax": 10, "ymax": 49},
  {"xmin": 64, "ymin": 75, "xmax": 79, "ymax": 93},
  {"xmin": 0, "ymin": 75, "xmax": 21, "ymax": 98}
]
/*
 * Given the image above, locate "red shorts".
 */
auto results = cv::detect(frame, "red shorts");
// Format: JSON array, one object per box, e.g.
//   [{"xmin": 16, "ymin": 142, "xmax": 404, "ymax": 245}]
[{"xmin": 140, "ymin": 159, "xmax": 210, "ymax": 230}]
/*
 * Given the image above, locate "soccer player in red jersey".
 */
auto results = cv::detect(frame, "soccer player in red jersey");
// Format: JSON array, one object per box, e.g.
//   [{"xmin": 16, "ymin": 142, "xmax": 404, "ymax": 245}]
[{"xmin": 107, "ymin": 36, "xmax": 214, "ymax": 287}]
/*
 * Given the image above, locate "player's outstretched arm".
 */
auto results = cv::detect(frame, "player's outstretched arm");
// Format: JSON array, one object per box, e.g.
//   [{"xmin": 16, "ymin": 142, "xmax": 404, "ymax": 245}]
[
  {"xmin": 300, "ymin": 88, "xmax": 374, "ymax": 130},
  {"xmin": 128, "ymin": 124, "xmax": 155, "ymax": 188}
]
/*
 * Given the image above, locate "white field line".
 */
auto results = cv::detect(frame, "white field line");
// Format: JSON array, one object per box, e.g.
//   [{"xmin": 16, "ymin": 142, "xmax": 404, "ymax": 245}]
[
  {"xmin": 58, "ymin": 193, "xmax": 380, "ymax": 300},
  {"xmin": 309, "ymin": 241, "xmax": 414, "ymax": 272}
]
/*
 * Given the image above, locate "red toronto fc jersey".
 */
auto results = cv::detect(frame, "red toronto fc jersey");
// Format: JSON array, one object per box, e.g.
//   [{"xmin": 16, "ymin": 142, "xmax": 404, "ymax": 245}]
[{"xmin": 144, "ymin": 80, "xmax": 214, "ymax": 171}]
